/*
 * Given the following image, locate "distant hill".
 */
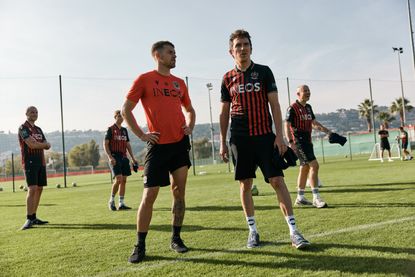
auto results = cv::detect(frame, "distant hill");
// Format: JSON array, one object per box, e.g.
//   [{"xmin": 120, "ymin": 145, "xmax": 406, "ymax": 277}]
[{"xmin": 1, "ymin": 106, "xmax": 414, "ymax": 156}]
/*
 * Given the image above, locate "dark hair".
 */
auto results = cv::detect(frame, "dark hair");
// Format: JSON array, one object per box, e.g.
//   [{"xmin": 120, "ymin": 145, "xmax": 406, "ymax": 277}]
[
  {"xmin": 399, "ymin": 126, "xmax": 404, "ymax": 130},
  {"xmin": 229, "ymin": 29, "xmax": 252, "ymax": 50},
  {"xmin": 151, "ymin": 41, "xmax": 175, "ymax": 56},
  {"xmin": 114, "ymin": 110, "xmax": 121, "ymax": 119}
]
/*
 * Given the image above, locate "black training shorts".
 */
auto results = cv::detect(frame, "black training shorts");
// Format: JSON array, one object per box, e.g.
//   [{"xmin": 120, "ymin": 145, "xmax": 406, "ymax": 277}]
[
  {"xmin": 143, "ymin": 135, "xmax": 191, "ymax": 188},
  {"xmin": 402, "ymin": 141, "xmax": 408, "ymax": 150},
  {"xmin": 294, "ymin": 141, "xmax": 316, "ymax": 166},
  {"xmin": 230, "ymin": 133, "xmax": 283, "ymax": 183},
  {"xmin": 380, "ymin": 140, "xmax": 391, "ymax": 151},
  {"xmin": 111, "ymin": 155, "xmax": 131, "ymax": 177},
  {"xmin": 25, "ymin": 165, "xmax": 47, "ymax": 186}
]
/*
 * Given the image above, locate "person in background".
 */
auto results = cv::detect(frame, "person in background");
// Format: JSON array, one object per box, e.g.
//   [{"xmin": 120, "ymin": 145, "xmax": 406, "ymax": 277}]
[
  {"xmin": 18, "ymin": 106, "xmax": 51, "ymax": 230},
  {"xmin": 399, "ymin": 126, "xmax": 413, "ymax": 161},
  {"xmin": 104, "ymin": 110, "xmax": 138, "ymax": 211},
  {"xmin": 378, "ymin": 124, "xmax": 393, "ymax": 162}
]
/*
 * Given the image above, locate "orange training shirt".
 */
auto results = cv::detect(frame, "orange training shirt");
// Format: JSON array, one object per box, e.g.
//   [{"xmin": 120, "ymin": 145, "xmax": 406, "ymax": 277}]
[{"xmin": 126, "ymin": 70, "xmax": 191, "ymax": 144}]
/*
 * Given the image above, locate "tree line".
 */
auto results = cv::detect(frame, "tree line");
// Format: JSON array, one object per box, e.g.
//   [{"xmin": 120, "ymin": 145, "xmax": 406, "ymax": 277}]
[{"xmin": 358, "ymin": 97, "xmax": 413, "ymax": 131}]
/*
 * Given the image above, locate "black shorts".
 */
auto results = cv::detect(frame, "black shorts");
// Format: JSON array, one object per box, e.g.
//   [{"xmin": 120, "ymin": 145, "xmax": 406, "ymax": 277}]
[
  {"xmin": 294, "ymin": 141, "xmax": 316, "ymax": 166},
  {"xmin": 402, "ymin": 141, "xmax": 408, "ymax": 150},
  {"xmin": 380, "ymin": 140, "xmax": 391, "ymax": 150},
  {"xmin": 25, "ymin": 165, "xmax": 47, "ymax": 186},
  {"xmin": 230, "ymin": 133, "xmax": 283, "ymax": 183},
  {"xmin": 111, "ymin": 155, "xmax": 131, "ymax": 177},
  {"xmin": 143, "ymin": 135, "xmax": 191, "ymax": 188}
]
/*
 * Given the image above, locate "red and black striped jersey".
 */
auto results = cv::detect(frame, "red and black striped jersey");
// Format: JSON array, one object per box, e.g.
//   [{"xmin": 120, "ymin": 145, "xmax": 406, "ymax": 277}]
[
  {"xmin": 18, "ymin": 121, "xmax": 47, "ymax": 167},
  {"xmin": 105, "ymin": 124, "xmax": 130, "ymax": 157},
  {"xmin": 285, "ymin": 101, "xmax": 315, "ymax": 143},
  {"xmin": 221, "ymin": 62, "xmax": 278, "ymax": 137}
]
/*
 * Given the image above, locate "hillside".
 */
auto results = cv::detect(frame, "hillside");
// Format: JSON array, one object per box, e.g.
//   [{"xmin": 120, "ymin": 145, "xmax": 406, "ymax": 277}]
[{"xmin": 1, "ymin": 107, "xmax": 414, "ymax": 157}]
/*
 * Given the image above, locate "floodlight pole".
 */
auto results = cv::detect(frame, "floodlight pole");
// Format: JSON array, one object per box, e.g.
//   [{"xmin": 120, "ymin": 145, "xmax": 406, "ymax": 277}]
[
  {"xmin": 186, "ymin": 77, "xmax": 196, "ymax": 176},
  {"xmin": 59, "ymin": 75, "xmax": 67, "ymax": 188},
  {"xmin": 206, "ymin": 83, "xmax": 216, "ymax": 164},
  {"xmin": 407, "ymin": 0, "xmax": 415, "ymax": 78},
  {"xmin": 368, "ymin": 78, "xmax": 377, "ymax": 144},
  {"xmin": 393, "ymin": 47, "xmax": 406, "ymax": 125},
  {"xmin": 286, "ymin": 77, "xmax": 291, "ymax": 106}
]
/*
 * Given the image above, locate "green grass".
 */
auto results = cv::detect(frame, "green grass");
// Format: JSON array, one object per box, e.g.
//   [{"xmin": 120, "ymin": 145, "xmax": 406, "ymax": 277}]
[{"xmin": 0, "ymin": 155, "xmax": 414, "ymax": 276}]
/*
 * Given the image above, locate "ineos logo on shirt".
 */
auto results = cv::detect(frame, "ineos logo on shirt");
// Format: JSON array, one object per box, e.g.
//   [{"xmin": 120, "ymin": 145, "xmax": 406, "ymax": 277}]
[
  {"xmin": 300, "ymin": 114, "xmax": 313, "ymax": 120},
  {"xmin": 153, "ymin": 88, "xmax": 182, "ymax": 98},
  {"xmin": 231, "ymin": 82, "xmax": 261, "ymax": 94},
  {"xmin": 31, "ymin": 134, "xmax": 43, "ymax": 141},
  {"xmin": 114, "ymin": 135, "xmax": 128, "ymax": 141}
]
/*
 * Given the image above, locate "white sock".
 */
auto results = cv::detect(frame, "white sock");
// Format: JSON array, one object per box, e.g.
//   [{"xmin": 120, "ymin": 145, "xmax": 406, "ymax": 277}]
[
  {"xmin": 285, "ymin": 215, "xmax": 297, "ymax": 235},
  {"xmin": 119, "ymin": 196, "xmax": 125, "ymax": 205},
  {"xmin": 109, "ymin": 194, "xmax": 115, "ymax": 202},
  {"xmin": 297, "ymin": 189, "xmax": 305, "ymax": 200},
  {"xmin": 312, "ymin": 188, "xmax": 320, "ymax": 200},
  {"xmin": 246, "ymin": 216, "xmax": 257, "ymax": 233}
]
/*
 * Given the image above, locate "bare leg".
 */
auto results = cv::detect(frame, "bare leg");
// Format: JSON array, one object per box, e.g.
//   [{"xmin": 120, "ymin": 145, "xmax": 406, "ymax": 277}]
[
  {"xmin": 119, "ymin": 176, "xmax": 127, "ymax": 197},
  {"xmin": 239, "ymin": 179, "xmax": 254, "ymax": 217},
  {"xmin": 137, "ymin": 187, "xmax": 159, "ymax": 232},
  {"xmin": 26, "ymin": 186, "xmax": 38, "ymax": 215},
  {"xmin": 269, "ymin": 176, "xmax": 293, "ymax": 217},
  {"xmin": 297, "ymin": 165, "xmax": 310, "ymax": 190},
  {"xmin": 111, "ymin": 175, "xmax": 122, "ymax": 196},
  {"xmin": 308, "ymin": 160, "xmax": 320, "ymax": 189},
  {"xmin": 170, "ymin": 166, "xmax": 188, "ymax": 227}
]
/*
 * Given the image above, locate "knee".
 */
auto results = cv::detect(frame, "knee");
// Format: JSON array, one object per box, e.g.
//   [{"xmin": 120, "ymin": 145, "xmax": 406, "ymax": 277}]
[
  {"xmin": 171, "ymin": 185, "xmax": 185, "ymax": 199},
  {"xmin": 239, "ymin": 180, "xmax": 252, "ymax": 193},
  {"xmin": 310, "ymin": 163, "xmax": 319, "ymax": 173},
  {"xmin": 269, "ymin": 177, "xmax": 285, "ymax": 190}
]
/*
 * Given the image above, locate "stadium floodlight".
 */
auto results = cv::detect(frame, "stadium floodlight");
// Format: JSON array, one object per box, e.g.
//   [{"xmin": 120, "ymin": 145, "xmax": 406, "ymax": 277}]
[
  {"xmin": 206, "ymin": 83, "xmax": 215, "ymax": 164},
  {"xmin": 392, "ymin": 47, "xmax": 406, "ymax": 125}
]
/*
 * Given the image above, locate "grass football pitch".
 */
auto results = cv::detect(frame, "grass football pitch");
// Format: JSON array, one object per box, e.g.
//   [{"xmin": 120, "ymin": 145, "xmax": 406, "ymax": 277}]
[{"xmin": 0, "ymin": 155, "xmax": 414, "ymax": 276}]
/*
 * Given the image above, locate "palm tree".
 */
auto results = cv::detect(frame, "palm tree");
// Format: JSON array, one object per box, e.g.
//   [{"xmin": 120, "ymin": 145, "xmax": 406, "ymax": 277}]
[
  {"xmin": 358, "ymin": 99, "xmax": 378, "ymax": 132},
  {"xmin": 377, "ymin": 111, "xmax": 395, "ymax": 129},
  {"xmin": 390, "ymin": 97, "xmax": 413, "ymax": 126}
]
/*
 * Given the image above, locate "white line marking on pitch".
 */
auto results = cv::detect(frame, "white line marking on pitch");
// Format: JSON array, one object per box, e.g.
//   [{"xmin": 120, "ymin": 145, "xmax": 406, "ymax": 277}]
[{"xmin": 93, "ymin": 216, "xmax": 415, "ymax": 277}]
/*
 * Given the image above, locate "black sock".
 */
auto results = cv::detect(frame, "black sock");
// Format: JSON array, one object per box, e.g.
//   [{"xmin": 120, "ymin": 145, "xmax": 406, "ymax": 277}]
[
  {"xmin": 172, "ymin": 225, "xmax": 182, "ymax": 239},
  {"xmin": 33, "ymin": 213, "xmax": 36, "ymax": 219},
  {"xmin": 137, "ymin": 232, "xmax": 147, "ymax": 247},
  {"xmin": 27, "ymin": 214, "xmax": 35, "ymax": 220}
]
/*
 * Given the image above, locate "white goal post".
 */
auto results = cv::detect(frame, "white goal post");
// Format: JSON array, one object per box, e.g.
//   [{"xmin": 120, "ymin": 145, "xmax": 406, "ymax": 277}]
[{"xmin": 368, "ymin": 143, "xmax": 401, "ymax": 161}]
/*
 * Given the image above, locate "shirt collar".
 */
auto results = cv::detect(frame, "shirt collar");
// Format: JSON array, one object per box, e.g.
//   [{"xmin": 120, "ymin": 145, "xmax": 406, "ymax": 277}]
[{"xmin": 235, "ymin": 61, "xmax": 255, "ymax": 73}]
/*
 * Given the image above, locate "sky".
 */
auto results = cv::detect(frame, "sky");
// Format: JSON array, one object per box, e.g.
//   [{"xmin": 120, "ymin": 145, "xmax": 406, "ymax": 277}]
[{"xmin": 1, "ymin": 0, "xmax": 414, "ymax": 133}]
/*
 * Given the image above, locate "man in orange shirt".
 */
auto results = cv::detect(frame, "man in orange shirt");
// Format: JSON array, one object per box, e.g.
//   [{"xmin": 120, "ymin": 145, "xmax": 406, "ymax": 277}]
[{"xmin": 123, "ymin": 41, "xmax": 196, "ymax": 263}]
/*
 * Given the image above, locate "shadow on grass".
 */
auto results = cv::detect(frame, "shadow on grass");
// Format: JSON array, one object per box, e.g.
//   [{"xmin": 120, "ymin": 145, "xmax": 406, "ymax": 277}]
[
  {"xmin": 155, "ymin": 205, "xmax": 278, "ymax": 212},
  {"xmin": 42, "ymin": 223, "xmax": 245, "ymax": 232},
  {"xmin": 141, "ymin": 243, "xmax": 414, "ymax": 275},
  {"xmin": 0, "ymin": 203, "xmax": 57, "ymax": 207},
  {"xmin": 320, "ymin": 181, "xmax": 415, "ymax": 189},
  {"xmin": 331, "ymin": 202, "xmax": 415, "ymax": 208}
]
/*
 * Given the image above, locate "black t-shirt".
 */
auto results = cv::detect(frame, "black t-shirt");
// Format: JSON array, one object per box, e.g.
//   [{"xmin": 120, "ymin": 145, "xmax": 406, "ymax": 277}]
[
  {"xmin": 221, "ymin": 62, "xmax": 278, "ymax": 137},
  {"xmin": 378, "ymin": 130, "xmax": 389, "ymax": 144}
]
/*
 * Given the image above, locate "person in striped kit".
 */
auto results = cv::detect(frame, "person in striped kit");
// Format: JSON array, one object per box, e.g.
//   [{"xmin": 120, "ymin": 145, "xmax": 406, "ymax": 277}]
[
  {"xmin": 18, "ymin": 106, "xmax": 51, "ymax": 230},
  {"xmin": 284, "ymin": 85, "xmax": 332, "ymax": 209},
  {"xmin": 104, "ymin": 110, "xmax": 138, "ymax": 211},
  {"xmin": 219, "ymin": 29, "xmax": 310, "ymax": 250}
]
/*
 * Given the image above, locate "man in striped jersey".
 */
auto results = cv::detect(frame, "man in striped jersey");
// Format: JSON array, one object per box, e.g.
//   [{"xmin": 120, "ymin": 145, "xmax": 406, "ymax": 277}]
[
  {"xmin": 18, "ymin": 106, "xmax": 51, "ymax": 230},
  {"xmin": 219, "ymin": 29, "xmax": 310, "ymax": 249},
  {"xmin": 104, "ymin": 110, "xmax": 138, "ymax": 211},
  {"xmin": 284, "ymin": 85, "xmax": 331, "ymax": 209}
]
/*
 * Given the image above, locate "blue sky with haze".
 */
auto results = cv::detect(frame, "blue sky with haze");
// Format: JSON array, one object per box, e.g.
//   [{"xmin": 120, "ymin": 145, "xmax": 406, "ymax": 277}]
[{"xmin": 1, "ymin": 0, "xmax": 414, "ymax": 132}]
